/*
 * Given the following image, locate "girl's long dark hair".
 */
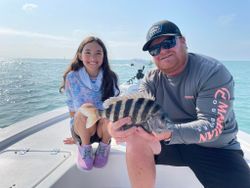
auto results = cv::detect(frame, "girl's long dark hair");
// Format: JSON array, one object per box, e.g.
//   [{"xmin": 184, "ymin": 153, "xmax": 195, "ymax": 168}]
[{"xmin": 60, "ymin": 36, "xmax": 120, "ymax": 101}]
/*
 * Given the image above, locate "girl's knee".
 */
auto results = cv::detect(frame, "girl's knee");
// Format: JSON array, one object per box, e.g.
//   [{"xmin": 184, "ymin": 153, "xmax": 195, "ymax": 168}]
[
  {"xmin": 97, "ymin": 119, "xmax": 109, "ymax": 132},
  {"xmin": 74, "ymin": 112, "xmax": 97, "ymax": 136},
  {"xmin": 74, "ymin": 112, "xmax": 87, "ymax": 127}
]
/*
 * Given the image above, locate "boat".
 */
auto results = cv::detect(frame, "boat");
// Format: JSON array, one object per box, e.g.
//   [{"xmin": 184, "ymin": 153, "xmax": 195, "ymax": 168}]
[{"xmin": 1, "ymin": 66, "xmax": 250, "ymax": 188}]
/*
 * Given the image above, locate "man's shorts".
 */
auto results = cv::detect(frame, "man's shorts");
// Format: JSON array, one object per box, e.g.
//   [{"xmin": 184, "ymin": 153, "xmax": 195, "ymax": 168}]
[{"xmin": 154, "ymin": 142, "xmax": 250, "ymax": 188}]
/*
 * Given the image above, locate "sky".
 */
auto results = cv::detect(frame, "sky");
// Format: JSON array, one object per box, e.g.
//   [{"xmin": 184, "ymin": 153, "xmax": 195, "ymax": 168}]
[{"xmin": 0, "ymin": 0, "xmax": 250, "ymax": 60}]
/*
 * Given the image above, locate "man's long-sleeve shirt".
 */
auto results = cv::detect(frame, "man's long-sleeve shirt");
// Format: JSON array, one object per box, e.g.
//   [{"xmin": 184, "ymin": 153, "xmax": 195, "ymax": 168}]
[{"xmin": 140, "ymin": 53, "xmax": 240, "ymax": 150}]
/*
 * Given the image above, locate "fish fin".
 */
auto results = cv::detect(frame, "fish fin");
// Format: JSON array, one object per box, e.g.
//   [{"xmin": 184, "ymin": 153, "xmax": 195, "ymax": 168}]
[{"xmin": 103, "ymin": 92, "xmax": 154, "ymax": 109}]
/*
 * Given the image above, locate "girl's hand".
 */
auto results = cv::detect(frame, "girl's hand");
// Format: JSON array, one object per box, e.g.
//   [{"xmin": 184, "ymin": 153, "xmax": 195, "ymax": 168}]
[{"xmin": 63, "ymin": 137, "xmax": 76, "ymax": 145}]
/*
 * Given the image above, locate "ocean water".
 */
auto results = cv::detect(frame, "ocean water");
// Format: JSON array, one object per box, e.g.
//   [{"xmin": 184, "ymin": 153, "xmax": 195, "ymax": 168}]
[{"xmin": 0, "ymin": 58, "xmax": 249, "ymax": 134}]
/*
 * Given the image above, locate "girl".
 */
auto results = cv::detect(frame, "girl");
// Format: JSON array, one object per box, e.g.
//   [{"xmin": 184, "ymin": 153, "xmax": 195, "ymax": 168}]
[{"xmin": 60, "ymin": 36, "xmax": 120, "ymax": 170}]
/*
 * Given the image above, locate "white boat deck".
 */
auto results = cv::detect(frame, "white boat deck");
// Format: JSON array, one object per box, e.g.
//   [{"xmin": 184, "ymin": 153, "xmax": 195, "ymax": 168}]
[{"xmin": 0, "ymin": 107, "xmax": 249, "ymax": 188}]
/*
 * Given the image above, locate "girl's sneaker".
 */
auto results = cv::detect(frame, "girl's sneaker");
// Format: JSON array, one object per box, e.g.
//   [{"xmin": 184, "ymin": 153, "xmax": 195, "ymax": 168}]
[
  {"xmin": 77, "ymin": 144, "xmax": 94, "ymax": 170},
  {"xmin": 94, "ymin": 142, "xmax": 111, "ymax": 168}
]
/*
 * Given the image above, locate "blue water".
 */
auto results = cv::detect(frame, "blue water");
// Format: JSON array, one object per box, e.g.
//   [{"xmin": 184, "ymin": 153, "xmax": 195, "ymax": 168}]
[{"xmin": 0, "ymin": 58, "xmax": 249, "ymax": 134}]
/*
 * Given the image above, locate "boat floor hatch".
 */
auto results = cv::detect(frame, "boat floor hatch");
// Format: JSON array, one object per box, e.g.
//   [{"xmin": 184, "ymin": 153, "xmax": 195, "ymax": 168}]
[{"xmin": 0, "ymin": 149, "xmax": 71, "ymax": 188}]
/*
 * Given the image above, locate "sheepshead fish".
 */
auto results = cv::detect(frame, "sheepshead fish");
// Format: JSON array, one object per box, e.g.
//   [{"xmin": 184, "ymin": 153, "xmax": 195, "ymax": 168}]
[{"xmin": 79, "ymin": 92, "xmax": 172, "ymax": 134}]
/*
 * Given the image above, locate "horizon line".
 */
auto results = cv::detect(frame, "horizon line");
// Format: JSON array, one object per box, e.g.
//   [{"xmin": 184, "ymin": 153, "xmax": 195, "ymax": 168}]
[{"xmin": 1, "ymin": 57, "xmax": 250, "ymax": 62}]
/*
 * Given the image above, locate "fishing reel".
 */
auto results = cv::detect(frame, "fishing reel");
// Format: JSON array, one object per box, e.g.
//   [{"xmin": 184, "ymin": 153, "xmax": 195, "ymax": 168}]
[{"xmin": 127, "ymin": 66, "xmax": 145, "ymax": 84}]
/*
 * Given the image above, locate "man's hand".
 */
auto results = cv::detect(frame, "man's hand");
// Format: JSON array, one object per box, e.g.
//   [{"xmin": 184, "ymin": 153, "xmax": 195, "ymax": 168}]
[
  {"xmin": 135, "ymin": 127, "xmax": 168, "ymax": 154},
  {"xmin": 107, "ymin": 117, "xmax": 136, "ymax": 144}
]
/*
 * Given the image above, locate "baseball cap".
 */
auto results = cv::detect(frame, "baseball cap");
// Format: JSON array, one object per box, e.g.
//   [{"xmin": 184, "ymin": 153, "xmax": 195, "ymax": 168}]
[{"xmin": 142, "ymin": 20, "xmax": 182, "ymax": 51}]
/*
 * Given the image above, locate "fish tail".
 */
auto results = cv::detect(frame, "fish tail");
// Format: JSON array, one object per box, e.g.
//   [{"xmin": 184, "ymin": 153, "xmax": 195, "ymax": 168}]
[{"xmin": 78, "ymin": 103, "xmax": 101, "ymax": 128}]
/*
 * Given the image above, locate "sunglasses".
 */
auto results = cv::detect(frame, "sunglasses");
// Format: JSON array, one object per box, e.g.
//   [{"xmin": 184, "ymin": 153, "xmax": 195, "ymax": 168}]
[{"xmin": 148, "ymin": 36, "xmax": 179, "ymax": 56}]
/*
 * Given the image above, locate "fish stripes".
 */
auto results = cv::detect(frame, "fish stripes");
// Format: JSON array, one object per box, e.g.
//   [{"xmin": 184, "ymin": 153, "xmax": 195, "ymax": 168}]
[
  {"xmin": 151, "ymin": 103, "xmax": 161, "ymax": 114},
  {"xmin": 113, "ymin": 100, "xmax": 122, "ymax": 121},
  {"xmin": 131, "ymin": 98, "xmax": 145, "ymax": 123},
  {"xmin": 105, "ymin": 104, "xmax": 113, "ymax": 119},
  {"xmin": 104, "ymin": 97, "xmax": 162, "ymax": 125},
  {"xmin": 123, "ymin": 99, "xmax": 133, "ymax": 117},
  {"xmin": 141, "ymin": 100, "xmax": 155, "ymax": 121}
]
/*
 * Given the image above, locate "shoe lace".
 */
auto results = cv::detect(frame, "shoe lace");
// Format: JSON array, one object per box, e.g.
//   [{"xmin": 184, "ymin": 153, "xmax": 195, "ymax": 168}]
[
  {"xmin": 83, "ymin": 148, "xmax": 92, "ymax": 159},
  {"xmin": 96, "ymin": 145, "xmax": 109, "ymax": 157}
]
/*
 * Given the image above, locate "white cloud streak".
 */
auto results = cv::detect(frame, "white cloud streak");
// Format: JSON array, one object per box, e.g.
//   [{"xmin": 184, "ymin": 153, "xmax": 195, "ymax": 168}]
[
  {"xmin": 22, "ymin": 3, "xmax": 38, "ymax": 12},
  {"xmin": 0, "ymin": 27, "xmax": 72, "ymax": 42}
]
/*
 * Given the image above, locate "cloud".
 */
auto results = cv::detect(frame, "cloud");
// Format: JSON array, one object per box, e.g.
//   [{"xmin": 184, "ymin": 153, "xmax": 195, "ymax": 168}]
[
  {"xmin": 22, "ymin": 3, "xmax": 38, "ymax": 12},
  {"xmin": 0, "ymin": 27, "xmax": 72, "ymax": 42},
  {"xmin": 217, "ymin": 14, "xmax": 236, "ymax": 26}
]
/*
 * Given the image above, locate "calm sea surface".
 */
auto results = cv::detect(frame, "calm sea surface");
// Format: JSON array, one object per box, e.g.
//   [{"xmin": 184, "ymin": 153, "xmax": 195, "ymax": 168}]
[{"xmin": 0, "ymin": 58, "xmax": 249, "ymax": 134}]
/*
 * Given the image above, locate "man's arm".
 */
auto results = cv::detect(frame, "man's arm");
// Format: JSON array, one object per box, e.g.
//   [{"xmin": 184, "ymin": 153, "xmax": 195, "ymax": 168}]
[{"xmin": 165, "ymin": 66, "xmax": 235, "ymax": 145}]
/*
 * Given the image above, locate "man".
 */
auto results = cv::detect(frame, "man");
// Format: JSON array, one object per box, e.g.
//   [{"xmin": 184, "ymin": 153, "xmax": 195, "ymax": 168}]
[{"xmin": 107, "ymin": 20, "xmax": 250, "ymax": 188}]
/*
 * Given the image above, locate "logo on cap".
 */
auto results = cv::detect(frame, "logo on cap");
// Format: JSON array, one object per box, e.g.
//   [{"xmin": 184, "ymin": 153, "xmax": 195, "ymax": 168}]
[{"xmin": 148, "ymin": 25, "xmax": 162, "ymax": 39}]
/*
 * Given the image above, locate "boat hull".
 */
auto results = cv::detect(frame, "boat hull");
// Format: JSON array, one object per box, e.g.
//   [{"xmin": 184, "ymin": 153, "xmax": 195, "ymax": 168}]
[{"xmin": 0, "ymin": 107, "xmax": 249, "ymax": 188}]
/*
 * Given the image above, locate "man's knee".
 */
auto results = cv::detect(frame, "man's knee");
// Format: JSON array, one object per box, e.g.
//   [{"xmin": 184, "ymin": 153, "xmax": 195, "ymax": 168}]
[{"xmin": 126, "ymin": 136, "xmax": 153, "ymax": 156}]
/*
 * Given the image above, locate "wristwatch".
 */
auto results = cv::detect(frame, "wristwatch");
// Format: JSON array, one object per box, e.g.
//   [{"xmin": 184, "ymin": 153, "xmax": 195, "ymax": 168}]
[
  {"xmin": 163, "ymin": 138, "xmax": 171, "ymax": 145},
  {"xmin": 163, "ymin": 136, "xmax": 171, "ymax": 144}
]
